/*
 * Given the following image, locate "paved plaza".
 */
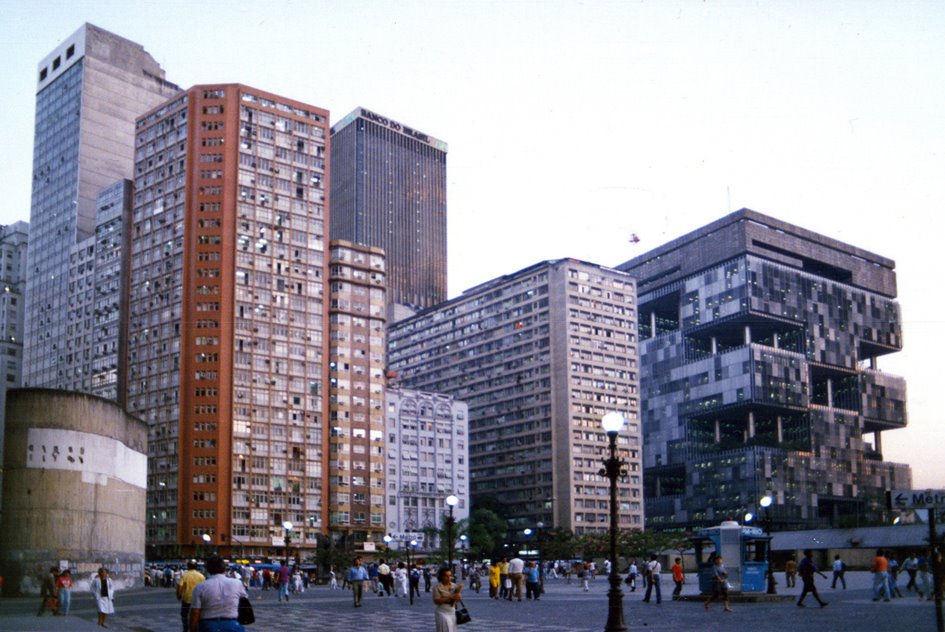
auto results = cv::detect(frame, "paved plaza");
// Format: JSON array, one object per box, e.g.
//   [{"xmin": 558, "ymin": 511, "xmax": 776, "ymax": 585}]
[{"xmin": 0, "ymin": 571, "xmax": 939, "ymax": 632}]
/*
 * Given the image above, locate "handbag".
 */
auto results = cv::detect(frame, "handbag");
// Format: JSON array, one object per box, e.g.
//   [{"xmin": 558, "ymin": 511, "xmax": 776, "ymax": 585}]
[
  {"xmin": 237, "ymin": 595, "xmax": 255, "ymax": 625},
  {"xmin": 455, "ymin": 599, "xmax": 471, "ymax": 625}
]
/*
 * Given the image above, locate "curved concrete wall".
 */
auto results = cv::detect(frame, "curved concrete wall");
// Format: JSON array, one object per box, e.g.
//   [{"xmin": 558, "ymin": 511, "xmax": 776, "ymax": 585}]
[{"xmin": 0, "ymin": 389, "xmax": 147, "ymax": 595}]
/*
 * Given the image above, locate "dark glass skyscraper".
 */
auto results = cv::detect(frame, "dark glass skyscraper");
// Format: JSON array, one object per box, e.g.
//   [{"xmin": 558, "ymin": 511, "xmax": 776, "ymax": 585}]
[
  {"xmin": 618, "ymin": 209, "xmax": 911, "ymax": 531},
  {"xmin": 330, "ymin": 107, "xmax": 447, "ymax": 311},
  {"xmin": 24, "ymin": 24, "xmax": 179, "ymax": 389}
]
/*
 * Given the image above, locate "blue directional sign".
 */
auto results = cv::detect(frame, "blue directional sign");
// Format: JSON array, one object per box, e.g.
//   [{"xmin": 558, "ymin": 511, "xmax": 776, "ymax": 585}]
[{"xmin": 889, "ymin": 489, "xmax": 945, "ymax": 509}]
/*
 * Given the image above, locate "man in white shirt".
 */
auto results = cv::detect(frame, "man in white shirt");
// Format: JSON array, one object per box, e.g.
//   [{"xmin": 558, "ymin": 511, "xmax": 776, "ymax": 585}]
[
  {"xmin": 643, "ymin": 554, "xmax": 662, "ymax": 604},
  {"xmin": 190, "ymin": 556, "xmax": 248, "ymax": 631},
  {"xmin": 507, "ymin": 556, "xmax": 525, "ymax": 602}
]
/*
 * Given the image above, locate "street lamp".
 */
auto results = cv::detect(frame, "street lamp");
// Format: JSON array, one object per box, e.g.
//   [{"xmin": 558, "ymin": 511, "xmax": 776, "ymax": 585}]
[
  {"xmin": 536, "ymin": 521, "xmax": 545, "ymax": 594},
  {"xmin": 282, "ymin": 521, "xmax": 294, "ymax": 566},
  {"xmin": 445, "ymin": 494, "xmax": 459, "ymax": 573},
  {"xmin": 384, "ymin": 533, "xmax": 393, "ymax": 553},
  {"xmin": 409, "ymin": 538, "xmax": 418, "ymax": 605},
  {"xmin": 760, "ymin": 495, "xmax": 777, "ymax": 595},
  {"xmin": 599, "ymin": 412, "xmax": 628, "ymax": 632},
  {"xmin": 201, "ymin": 533, "xmax": 211, "ymax": 558}
]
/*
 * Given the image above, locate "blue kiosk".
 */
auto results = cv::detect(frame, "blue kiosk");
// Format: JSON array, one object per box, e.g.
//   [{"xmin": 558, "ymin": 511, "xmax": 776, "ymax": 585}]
[{"xmin": 689, "ymin": 520, "xmax": 771, "ymax": 593}]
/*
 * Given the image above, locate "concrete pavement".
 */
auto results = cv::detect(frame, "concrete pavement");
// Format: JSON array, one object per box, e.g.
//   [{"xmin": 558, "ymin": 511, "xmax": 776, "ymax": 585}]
[{"xmin": 0, "ymin": 571, "xmax": 939, "ymax": 631}]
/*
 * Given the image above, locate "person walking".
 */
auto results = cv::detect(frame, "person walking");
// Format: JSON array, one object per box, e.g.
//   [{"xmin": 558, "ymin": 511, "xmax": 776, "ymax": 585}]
[
  {"xmin": 785, "ymin": 556, "xmax": 797, "ymax": 588},
  {"xmin": 433, "ymin": 567, "xmax": 463, "ymax": 632},
  {"xmin": 56, "ymin": 569, "xmax": 73, "ymax": 616},
  {"xmin": 348, "ymin": 557, "xmax": 369, "ymax": 607},
  {"xmin": 704, "ymin": 555, "xmax": 732, "ymax": 612},
  {"xmin": 643, "ymin": 554, "xmax": 662, "ymax": 604},
  {"xmin": 328, "ymin": 566, "xmax": 338, "ymax": 590},
  {"xmin": 626, "ymin": 560, "xmax": 638, "ymax": 592},
  {"xmin": 276, "ymin": 562, "xmax": 291, "ymax": 602},
  {"xmin": 489, "ymin": 560, "xmax": 501, "ymax": 599},
  {"xmin": 90, "ymin": 567, "xmax": 116, "ymax": 628},
  {"xmin": 888, "ymin": 555, "xmax": 903, "ymax": 598},
  {"xmin": 903, "ymin": 551, "xmax": 919, "ymax": 593},
  {"xmin": 796, "ymin": 549, "xmax": 828, "ymax": 608},
  {"xmin": 409, "ymin": 564, "xmax": 422, "ymax": 603},
  {"xmin": 377, "ymin": 559, "xmax": 393, "ymax": 596},
  {"xmin": 424, "ymin": 565, "xmax": 433, "ymax": 592},
  {"xmin": 37, "ymin": 566, "xmax": 59, "ymax": 617},
  {"xmin": 580, "ymin": 562, "xmax": 590, "ymax": 592},
  {"xmin": 872, "ymin": 549, "xmax": 890, "ymax": 602},
  {"xmin": 831, "ymin": 554, "xmax": 846, "ymax": 590},
  {"xmin": 498, "ymin": 557, "xmax": 510, "ymax": 599},
  {"xmin": 671, "ymin": 557, "xmax": 685, "ymax": 600},
  {"xmin": 525, "ymin": 561, "xmax": 541, "ymax": 600},
  {"xmin": 189, "ymin": 556, "xmax": 248, "ymax": 632},
  {"xmin": 507, "ymin": 555, "xmax": 525, "ymax": 601},
  {"xmin": 176, "ymin": 561, "xmax": 205, "ymax": 632}
]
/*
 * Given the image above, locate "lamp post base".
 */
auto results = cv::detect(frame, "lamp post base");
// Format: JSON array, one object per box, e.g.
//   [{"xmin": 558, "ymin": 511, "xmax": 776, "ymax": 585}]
[{"xmin": 604, "ymin": 572, "xmax": 628, "ymax": 632}]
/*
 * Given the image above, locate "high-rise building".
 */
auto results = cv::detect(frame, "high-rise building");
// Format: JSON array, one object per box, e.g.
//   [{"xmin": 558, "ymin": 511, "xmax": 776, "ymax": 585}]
[
  {"xmin": 24, "ymin": 24, "xmax": 179, "ymax": 390},
  {"xmin": 327, "ymin": 239, "xmax": 388, "ymax": 546},
  {"xmin": 63, "ymin": 180, "xmax": 133, "ymax": 404},
  {"xmin": 330, "ymin": 107, "xmax": 448, "ymax": 311},
  {"xmin": 384, "ymin": 389, "xmax": 469, "ymax": 548},
  {"xmin": 617, "ymin": 209, "xmax": 911, "ymax": 530},
  {"xmin": 387, "ymin": 259, "xmax": 643, "ymax": 534},
  {"xmin": 128, "ymin": 85, "xmax": 330, "ymax": 558},
  {"xmin": 0, "ymin": 221, "xmax": 30, "ymax": 479}
]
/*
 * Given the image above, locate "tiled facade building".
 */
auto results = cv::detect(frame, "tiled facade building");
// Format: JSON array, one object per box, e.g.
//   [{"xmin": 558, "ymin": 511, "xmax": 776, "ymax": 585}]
[
  {"xmin": 388, "ymin": 259, "xmax": 642, "ymax": 534},
  {"xmin": 327, "ymin": 240, "xmax": 388, "ymax": 546},
  {"xmin": 384, "ymin": 389, "xmax": 469, "ymax": 549},
  {"xmin": 330, "ymin": 107, "xmax": 448, "ymax": 312},
  {"xmin": 24, "ymin": 24, "xmax": 179, "ymax": 390},
  {"xmin": 618, "ymin": 209, "xmax": 911, "ymax": 530},
  {"xmin": 129, "ymin": 85, "xmax": 330, "ymax": 558}
]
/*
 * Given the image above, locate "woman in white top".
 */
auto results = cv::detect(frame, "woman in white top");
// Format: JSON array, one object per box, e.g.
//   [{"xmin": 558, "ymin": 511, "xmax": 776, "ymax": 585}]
[
  {"xmin": 394, "ymin": 562, "xmax": 409, "ymax": 597},
  {"xmin": 90, "ymin": 567, "xmax": 115, "ymax": 629}
]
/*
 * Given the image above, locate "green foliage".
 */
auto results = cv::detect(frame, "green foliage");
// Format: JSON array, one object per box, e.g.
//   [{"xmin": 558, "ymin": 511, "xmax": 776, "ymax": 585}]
[
  {"xmin": 539, "ymin": 527, "xmax": 579, "ymax": 561},
  {"xmin": 577, "ymin": 529, "xmax": 691, "ymax": 562}
]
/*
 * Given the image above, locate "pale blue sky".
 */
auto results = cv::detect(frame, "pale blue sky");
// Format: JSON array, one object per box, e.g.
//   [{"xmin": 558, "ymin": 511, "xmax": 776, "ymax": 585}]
[{"xmin": 1, "ymin": 0, "xmax": 942, "ymax": 488}]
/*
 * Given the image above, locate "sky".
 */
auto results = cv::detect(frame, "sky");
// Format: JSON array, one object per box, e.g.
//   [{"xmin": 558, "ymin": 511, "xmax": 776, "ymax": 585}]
[{"xmin": 0, "ymin": 1, "xmax": 942, "ymax": 489}]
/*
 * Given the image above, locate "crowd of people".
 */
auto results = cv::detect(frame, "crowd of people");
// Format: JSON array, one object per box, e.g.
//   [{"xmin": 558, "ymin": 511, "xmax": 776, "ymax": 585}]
[{"xmin": 36, "ymin": 565, "xmax": 113, "ymax": 628}]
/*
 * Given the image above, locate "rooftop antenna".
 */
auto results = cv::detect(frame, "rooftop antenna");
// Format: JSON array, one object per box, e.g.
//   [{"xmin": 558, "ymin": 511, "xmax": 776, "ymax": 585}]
[{"xmin": 727, "ymin": 186, "xmax": 732, "ymax": 212}]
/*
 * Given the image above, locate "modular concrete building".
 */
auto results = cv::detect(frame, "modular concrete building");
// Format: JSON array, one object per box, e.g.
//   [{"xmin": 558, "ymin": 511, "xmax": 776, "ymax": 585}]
[
  {"xmin": 0, "ymin": 389, "xmax": 147, "ymax": 595},
  {"xmin": 617, "ymin": 209, "xmax": 912, "ymax": 531}
]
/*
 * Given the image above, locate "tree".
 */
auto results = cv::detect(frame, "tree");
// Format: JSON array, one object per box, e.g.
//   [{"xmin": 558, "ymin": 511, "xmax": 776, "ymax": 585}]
[
  {"xmin": 464, "ymin": 509, "xmax": 508, "ymax": 560},
  {"xmin": 540, "ymin": 527, "xmax": 579, "ymax": 561}
]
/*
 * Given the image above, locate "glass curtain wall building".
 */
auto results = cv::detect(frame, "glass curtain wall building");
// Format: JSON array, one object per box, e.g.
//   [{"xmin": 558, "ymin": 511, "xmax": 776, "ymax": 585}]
[
  {"xmin": 330, "ymin": 107, "xmax": 447, "ymax": 311},
  {"xmin": 618, "ymin": 209, "xmax": 911, "ymax": 530},
  {"xmin": 24, "ymin": 24, "xmax": 179, "ymax": 390}
]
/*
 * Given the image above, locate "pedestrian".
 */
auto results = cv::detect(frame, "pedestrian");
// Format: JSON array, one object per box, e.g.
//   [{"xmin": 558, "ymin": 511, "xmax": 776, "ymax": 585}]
[
  {"xmin": 704, "ymin": 555, "xmax": 732, "ymax": 612},
  {"xmin": 580, "ymin": 562, "xmax": 590, "ymax": 592},
  {"xmin": 394, "ymin": 561, "xmax": 409, "ymax": 598},
  {"xmin": 917, "ymin": 552, "xmax": 932, "ymax": 601},
  {"xmin": 276, "ymin": 562, "xmax": 291, "ymax": 602},
  {"xmin": 643, "ymin": 554, "xmax": 662, "ymax": 604},
  {"xmin": 508, "ymin": 555, "xmax": 525, "ymax": 601},
  {"xmin": 525, "ymin": 561, "xmax": 541, "ymax": 600},
  {"xmin": 37, "ymin": 566, "xmax": 59, "ymax": 617},
  {"xmin": 424, "ymin": 565, "xmax": 433, "ymax": 592},
  {"xmin": 489, "ymin": 560, "xmax": 501, "ymax": 599},
  {"xmin": 872, "ymin": 549, "xmax": 890, "ymax": 602},
  {"xmin": 189, "ymin": 556, "xmax": 247, "ymax": 632},
  {"xmin": 176, "ymin": 560, "xmax": 205, "ymax": 632},
  {"xmin": 409, "ymin": 564, "xmax": 422, "ymax": 602},
  {"xmin": 377, "ymin": 558, "xmax": 392, "ymax": 596},
  {"xmin": 903, "ymin": 551, "xmax": 919, "ymax": 593},
  {"xmin": 796, "ymin": 549, "xmax": 828, "ymax": 608},
  {"xmin": 785, "ymin": 555, "xmax": 797, "ymax": 588},
  {"xmin": 831, "ymin": 554, "xmax": 846, "ymax": 590},
  {"xmin": 329, "ymin": 566, "xmax": 338, "ymax": 590},
  {"xmin": 262, "ymin": 568, "xmax": 272, "ymax": 591},
  {"xmin": 498, "ymin": 557, "xmax": 510, "ymax": 599},
  {"xmin": 888, "ymin": 555, "xmax": 903, "ymax": 598},
  {"xmin": 348, "ymin": 557, "xmax": 369, "ymax": 607},
  {"xmin": 433, "ymin": 567, "xmax": 463, "ymax": 632},
  {"xmin": 56, "ymin": 569, "xmax": 73, "ymax": 616},
  {"xmin": 671, "ymin": 557, "xmax": 685, "ymax": 600},
  {"xmin": 368, "ymin": 561, "xmax": 379, "ymax": 594},
  {"xmin": 90, "ymin": 567, "xmax": 116, "ymax": 628},
  {"xmin": 626, "ymin": 560, "xmax": 638, "ymax": 592}
]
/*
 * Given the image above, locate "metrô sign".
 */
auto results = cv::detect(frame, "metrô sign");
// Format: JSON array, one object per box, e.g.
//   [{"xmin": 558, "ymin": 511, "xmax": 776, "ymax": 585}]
[{"xmin": 887, "ymin": 489, "xmax": 945, "ymax": 509}]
